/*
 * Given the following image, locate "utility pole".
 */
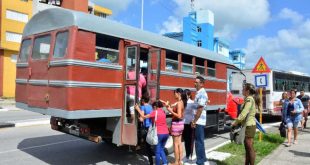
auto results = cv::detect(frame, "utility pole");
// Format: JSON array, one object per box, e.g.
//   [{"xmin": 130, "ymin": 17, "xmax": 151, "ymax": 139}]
[{"xmin": 141, "ymin": 0, "xmax": 144, "ymax": 30}]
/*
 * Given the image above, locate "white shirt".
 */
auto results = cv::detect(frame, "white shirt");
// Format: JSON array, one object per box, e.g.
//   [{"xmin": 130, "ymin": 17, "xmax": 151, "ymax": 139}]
[
  {"xmin": 184, "ymin": 99, "xmax": 195, "ymax": 124},
  {"xmin": 194, "ymin": 88, "xmax": 208, "ymax": 126}
]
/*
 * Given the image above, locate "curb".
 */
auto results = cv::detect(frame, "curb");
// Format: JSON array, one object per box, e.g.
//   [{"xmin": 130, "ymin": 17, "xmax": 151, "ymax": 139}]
[
  {"xmin": 0, "ymin": 118, "xmax": 50, "ymax": 129},
  {"xmin": 0, "ymin": 122, "xmax": 15, "ymax": 128},
  {"xmin": 0, "ymin": 109, "xmax": 9, "ymax": 112}
]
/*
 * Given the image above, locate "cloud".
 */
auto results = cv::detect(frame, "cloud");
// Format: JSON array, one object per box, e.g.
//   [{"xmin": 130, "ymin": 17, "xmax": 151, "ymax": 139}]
[
  {"xmin": 159, "ymin": 0, "xmax": 270, "ymax": 39},
  {"xmin": 278, "ymin": 8, "xmax": 303, "ymax": 24},
  {"xmin": 245, "ymin": 13, "xmax": 310, "ymax": 74},
  {"xmin": 90, "ymin": 0, "xmax": 134, "ymax": 15},
  {"xmin": 159, "ymin": 16, "xmax": 182, "ymax": 34}
]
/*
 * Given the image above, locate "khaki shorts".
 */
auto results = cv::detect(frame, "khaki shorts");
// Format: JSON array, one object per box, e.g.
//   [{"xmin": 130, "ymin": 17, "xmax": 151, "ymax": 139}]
[{"xmin": 245, "ymin": 125, "xmax": 256, "ymax": 138}]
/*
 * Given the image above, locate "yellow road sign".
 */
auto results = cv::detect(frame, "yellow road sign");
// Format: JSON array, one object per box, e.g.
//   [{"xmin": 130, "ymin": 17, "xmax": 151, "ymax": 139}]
[{"xmin": 252, "ymin": 57, "xmax": 271, "ymax": 73}]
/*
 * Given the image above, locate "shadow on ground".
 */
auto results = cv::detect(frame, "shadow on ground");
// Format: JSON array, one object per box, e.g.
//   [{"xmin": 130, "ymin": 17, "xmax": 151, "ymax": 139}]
[{"xmin": 18, "ymin": 134, "xmax": 149, "ymax": 165}]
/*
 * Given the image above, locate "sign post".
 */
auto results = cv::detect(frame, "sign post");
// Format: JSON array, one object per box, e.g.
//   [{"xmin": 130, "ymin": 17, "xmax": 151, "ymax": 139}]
[{"xmin": 252, "ymin": 57, "xmax": 271, "ymax": 142}]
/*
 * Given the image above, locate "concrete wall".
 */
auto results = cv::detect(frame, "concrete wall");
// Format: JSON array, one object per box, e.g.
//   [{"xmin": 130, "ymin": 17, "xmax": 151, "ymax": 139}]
[
  {"xmin": 2, "ymin": 50, "xmax": 17, "ymax": 97},
  {"xmin": 0, "ymin": 0, "xmax": 32, "ymax": 97},
  {"xmin": 62, "ymin": 0, "xmax": 88, "ymax": 13},
  {"xmin": 0, "ymin": 50, "xmax": 3, "ymax": 97}
]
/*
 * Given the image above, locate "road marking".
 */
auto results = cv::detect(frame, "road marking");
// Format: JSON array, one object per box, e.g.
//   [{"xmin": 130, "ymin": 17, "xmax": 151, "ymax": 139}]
[{"xmin": 0, "ymin": 139, "xmax": 82, "ymax": 154}]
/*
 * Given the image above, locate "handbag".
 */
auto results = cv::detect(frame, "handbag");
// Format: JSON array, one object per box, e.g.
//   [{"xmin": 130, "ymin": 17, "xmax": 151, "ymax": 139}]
[
  {"xmin": 230, "ymin": 101, "xmax": 253, "ymax": 145},
  {"xmin": 146, "ymin": 111, "xmax": 158, "ymax": 145},
  {"xmin": 279, "ymin": 121, "xmax": 286, "ymax": 138},
  {"xmin": 231, "ymin": 117, "xmax": 248, "ymax": 145}
]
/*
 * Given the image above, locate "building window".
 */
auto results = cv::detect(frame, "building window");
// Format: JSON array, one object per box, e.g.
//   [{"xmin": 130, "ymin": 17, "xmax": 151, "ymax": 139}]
[
  {"xmin": 95, "ymin": 12, "xmax": 107, "ymax": 18},
  {"xmin": 219, "ymin": 45, "xmax": 223, "ymax": 51},
  {"xmin": 6, "ymin": 32, "xmax": 22, "ymax": 43},
  {"xmin": 233, "ymin": 56, "xmax": 238, "ymax": 61},
  {"xmin": 6, "ymin": 10, "xmax": 28, "ymax": 23},
  {"xmin": 39, "ymin": 0, "xmax": 62, "ymax": 6},
  {"xmin": 197, "ymin": 40, "xmax": 202, "ymax": 47},
  {"xmin": 197, "ymin": 26, "xmax": 202, "ymax": 32}
]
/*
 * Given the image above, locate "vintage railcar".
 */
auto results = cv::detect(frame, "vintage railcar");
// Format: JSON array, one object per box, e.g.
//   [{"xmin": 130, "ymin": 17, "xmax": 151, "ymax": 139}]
[{"xmin": 16, "ymin": 8, "xmax": 235, "ymax": 148}]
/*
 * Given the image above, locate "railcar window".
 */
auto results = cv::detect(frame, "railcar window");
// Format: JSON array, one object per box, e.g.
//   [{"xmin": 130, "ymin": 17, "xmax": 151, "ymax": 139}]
[
  {"xmin": 32, "ymin": 35, "xmax": 51, "ymax": 60},
  {"xmin": 273, "ymin": 72, "xmax": 310, "ymax": 92},
  {"xmin": 124, "ymin": 85, "xmax": 136, "ymax": 124},
  {"xmin": 196, "ymin": 57, "xmax": 205, "ymax": 75},
  {"xmin": 96, "ymin": 34, "xmax": 120, "ymax": 64},
  {"xmin": 53, "ymin": 31, "xmax": 69, "ymax": 58},
  {"xmin": 181, "ymin": 54, "xmax": 193, "ymax": 74},
  {"xmin": 165, "ymin": 50, "xmax": 178, "ymax": 72},
  {"xmin": 207, "ymin": 60, "xmax": 216, "ymax": 77},
  {"xmin": 19, "ymin": 39, "xmax": 31, "ymax": 62},
  {"xmin": 126, "ymin": 47, "xmax": 137, "ymax": 80}
]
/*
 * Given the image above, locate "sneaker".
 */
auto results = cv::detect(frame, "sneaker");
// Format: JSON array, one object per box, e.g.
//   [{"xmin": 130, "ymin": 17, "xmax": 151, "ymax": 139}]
[
  {"xmin": 182, "ymin": 157, "xmax": 190, "ymax": 163},
  {"xmin": 204, "ymin": 161, "xmax": 211, "ymax": 165},
  {"xmin": 293, "ymin": 140, "xmax": 298, "ymax": 144},
  {"xmin": 285, "ymin": 143, "xmax": 291, "ymax": 147}
]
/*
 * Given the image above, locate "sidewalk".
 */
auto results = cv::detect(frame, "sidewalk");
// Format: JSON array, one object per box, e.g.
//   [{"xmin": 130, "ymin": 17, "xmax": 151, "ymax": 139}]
[
  {"xmin": 0, "ymin": 99, "xmax": 50, "ymax": 128},
  {"xmin": 259, "ymin": 121, "xmax": 310, "ymax": 165}
]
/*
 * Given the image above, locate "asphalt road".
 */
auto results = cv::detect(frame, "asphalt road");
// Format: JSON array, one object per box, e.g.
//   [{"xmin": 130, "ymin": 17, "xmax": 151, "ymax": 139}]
[
  {"xmin": 0, "ymin": 124, "xmax": 238, "ymax": 165},
  {"xmin": 0, "ymin": 113, "xmax": 286, "ymax": 165},
  {"xmin": 0, "ymin": 110, "xmax": 49, "ymax": 123}
]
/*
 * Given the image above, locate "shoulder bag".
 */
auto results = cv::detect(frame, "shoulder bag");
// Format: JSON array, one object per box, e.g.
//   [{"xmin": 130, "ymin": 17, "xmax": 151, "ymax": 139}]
[
  {"xmin": 231, "ymin": 100, "xmax": 254, "ymax": 145},
  {"xmin": 146, "ymin": 110, "xmax": 158, "ymax": 145}
]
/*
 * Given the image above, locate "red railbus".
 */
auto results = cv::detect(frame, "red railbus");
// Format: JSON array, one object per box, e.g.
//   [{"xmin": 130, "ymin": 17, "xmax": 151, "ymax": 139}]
[{"xmin": 16, "ymin": 8, "xmax": 235, "ymax": 149}]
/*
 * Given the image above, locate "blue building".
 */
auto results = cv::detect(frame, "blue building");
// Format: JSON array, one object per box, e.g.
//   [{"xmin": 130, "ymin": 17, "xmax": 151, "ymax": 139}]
[
  {"xmin": 165, "ymin": 9, "xmax": 214, "ymax": 51},
  {"xmin": 164, "ymin": 9, "xmax": 245, "ymax": 70},
  {"xmin": 214, "ymin": 37, "xmax": 230, "ymax": 58},
  {"xmin": 229, "ymin": 49, "xmax": 246, "ymax": 69}
]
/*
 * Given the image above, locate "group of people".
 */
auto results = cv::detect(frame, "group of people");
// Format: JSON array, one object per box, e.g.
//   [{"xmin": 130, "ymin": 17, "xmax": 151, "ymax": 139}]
[
  {"xmin": 134, "ymin": 76, "xmax": 209, "ymax": 165},
  {"xmin": 280, "ymin": 89, "xmax": 310, "ymax": 147},
  {"xmin": 130, "ymin": 71, "xmax": 269, "ymax": 165}
]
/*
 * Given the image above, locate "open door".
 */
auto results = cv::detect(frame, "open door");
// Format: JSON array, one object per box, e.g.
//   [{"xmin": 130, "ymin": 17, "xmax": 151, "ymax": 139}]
[
  {"xmin": 147, "ymin": 49, "xmax": 161, "ymax": 102},
  {"xmin": 121, "ymin": 45, "xmax": 140, "ymax": 145}
]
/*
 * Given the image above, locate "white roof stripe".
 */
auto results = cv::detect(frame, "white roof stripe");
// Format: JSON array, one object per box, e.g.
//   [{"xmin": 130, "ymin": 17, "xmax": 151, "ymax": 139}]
[{"xmin": 24, "ymin": 8, "xmax": 233, "ymax": 65}]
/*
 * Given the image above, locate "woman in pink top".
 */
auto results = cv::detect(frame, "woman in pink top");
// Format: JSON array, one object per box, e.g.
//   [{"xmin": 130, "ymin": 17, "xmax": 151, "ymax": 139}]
[
  {"xmin": 135, "ymin": 101, "xmax": 169, "ymax": 165},
  {"xmin": 164, "ymin": 88, "xmax": 187, "ymax": 165}
]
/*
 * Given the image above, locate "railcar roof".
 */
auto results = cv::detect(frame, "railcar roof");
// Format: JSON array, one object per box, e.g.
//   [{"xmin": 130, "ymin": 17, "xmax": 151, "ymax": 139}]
[{"xmin": 24, "ymin": 8, "xmax": 233, "ymax": 65}]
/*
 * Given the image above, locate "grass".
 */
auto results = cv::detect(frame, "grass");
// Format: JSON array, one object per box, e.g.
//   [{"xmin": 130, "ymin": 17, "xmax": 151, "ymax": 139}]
[{"xmin": 213, "ymin": 133, "xmax": 285, "ymax": 165}]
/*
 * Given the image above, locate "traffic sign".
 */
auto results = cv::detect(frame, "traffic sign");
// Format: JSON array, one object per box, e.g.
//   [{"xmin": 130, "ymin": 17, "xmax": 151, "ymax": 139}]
[
  {"xmin": 252, "ymin": 57, "xmax": 271, "ymax": 73},
  {"xmin": 255, "ymin": 74, "xmax": 268, "ymax": 87}
]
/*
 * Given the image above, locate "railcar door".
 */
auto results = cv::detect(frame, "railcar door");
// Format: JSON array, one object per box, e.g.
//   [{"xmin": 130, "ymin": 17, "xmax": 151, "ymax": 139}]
[
  {"xmin": 121, "ymin": 45, "xmax": 140, "ymax": 145},
  {"xmin": 147, "ymin": 49, "xmax": 161, "ymax": 102},
  {"xmin": 27, "ymin": 34, "xmax": 52, "ymax": 108}
]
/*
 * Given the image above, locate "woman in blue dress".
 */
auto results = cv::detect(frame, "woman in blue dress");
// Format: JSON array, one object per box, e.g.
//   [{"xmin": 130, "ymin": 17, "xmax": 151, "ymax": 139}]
[{"xmin": 282, "ymin": 89, "xmax": 304, "ymax": 147}]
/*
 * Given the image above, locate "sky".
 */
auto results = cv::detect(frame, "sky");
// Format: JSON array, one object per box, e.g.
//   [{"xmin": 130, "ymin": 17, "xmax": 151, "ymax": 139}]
[{"xmin": 91, "ymin": 0, "xmax": 310, "ymax": 75}]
